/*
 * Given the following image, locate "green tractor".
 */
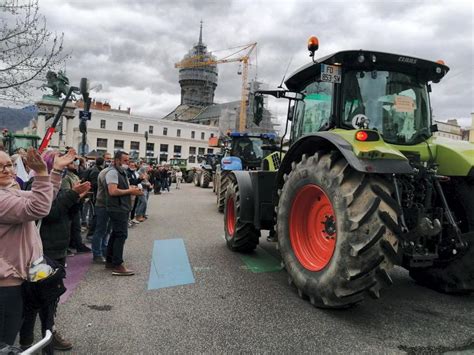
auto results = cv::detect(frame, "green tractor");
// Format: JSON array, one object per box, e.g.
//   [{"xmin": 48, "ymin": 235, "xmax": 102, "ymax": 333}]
[
  {"xmin": 169, "ymin": 158, "xmax": 195, "ymax": 183},
  {"xmin": 223, "ymin": 36, "xmax": 474, "ymax": 308},
  {"xmin": 1, "ymin": 130, "xmax": 40, "ymax": 155}
]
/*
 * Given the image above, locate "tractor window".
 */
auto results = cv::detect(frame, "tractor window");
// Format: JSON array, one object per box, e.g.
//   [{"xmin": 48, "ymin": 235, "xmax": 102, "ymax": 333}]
[
  {"xmin": 342, "ymin": 70, "xmax": 431, "ymax": 144},
  {"xmin": 294, "ymin": 81, "xmax": 333, "ymax": 139},
  {"xmin": 230, "ymin": 137, "xmax": 265, "ymax": 165}
]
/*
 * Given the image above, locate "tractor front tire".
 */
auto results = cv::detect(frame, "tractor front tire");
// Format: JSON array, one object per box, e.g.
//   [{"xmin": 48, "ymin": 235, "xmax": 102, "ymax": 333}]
[
  {"xmin": 224, "ymin": 180, "xmax": 259, "ymax": 252},
  {"xmin": 185, "ymin": 171, "xmax": 194, "ymax": 184},
  {"xmin": 277, "ymin": 151, "xmax": 399, "ymax": 308},
  {"xmin": 409, "ymin": 178, "xmax": 474, "ymax": 294},
  {"xmin": 200, "ymin": 170, "xmax": 212, "ymax": 188}
]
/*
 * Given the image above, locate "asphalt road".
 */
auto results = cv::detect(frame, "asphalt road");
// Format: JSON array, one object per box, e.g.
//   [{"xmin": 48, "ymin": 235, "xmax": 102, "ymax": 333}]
[{"xmin": 54, "ymin": 183, "xmax": 474, "ymax": 354}]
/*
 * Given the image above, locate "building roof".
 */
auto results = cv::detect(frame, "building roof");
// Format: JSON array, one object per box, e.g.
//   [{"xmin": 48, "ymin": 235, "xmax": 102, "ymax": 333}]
[{"xmin": 191, "ymin": 101, "xmax": 240, "ymax": 122}]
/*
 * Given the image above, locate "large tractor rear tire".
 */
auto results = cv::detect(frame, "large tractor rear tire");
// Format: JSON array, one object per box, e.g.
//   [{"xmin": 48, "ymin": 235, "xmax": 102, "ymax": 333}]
[
  {"xmin": 409, "ymin": 178, "xmax": 474, "ymax": 293},
  {"xmin": 277, "ymin": 151, "xmax": 399, "ymax": 308},
  {"xmin": 185, "ymin": 171, "xmax": 194, "ymax": 184},
  {"xmin": 193, "ymin": 171, "xmax": 201, "ymax": 187},
  {"xmin": 224, "ymin": 180, "xmax": 260, "ymax": 252},
  {"xmin": 217, "ymin": 171, "xmax": 230, "ymax": 213},
  {"xmin": 200, "ymin": 170, "xmax": 212, "ymax": 188}
]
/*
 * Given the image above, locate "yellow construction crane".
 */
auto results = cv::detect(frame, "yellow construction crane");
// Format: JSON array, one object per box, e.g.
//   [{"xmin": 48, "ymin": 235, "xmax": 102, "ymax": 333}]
[{"xmin": 174, "ymin": 42, "xmax": 257, "ymax": 132}]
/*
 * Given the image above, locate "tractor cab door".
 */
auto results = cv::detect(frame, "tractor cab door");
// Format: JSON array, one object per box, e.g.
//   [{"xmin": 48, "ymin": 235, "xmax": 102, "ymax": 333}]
[{"xmin": 290, "ymin": 80, "xmax": 335, "ymax": 144}]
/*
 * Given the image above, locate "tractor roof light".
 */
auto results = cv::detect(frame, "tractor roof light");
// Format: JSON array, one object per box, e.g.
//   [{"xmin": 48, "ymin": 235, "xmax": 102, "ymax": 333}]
[{"xmin": 308, "ymin": 36, "xmax": 319, "ymax": 58}]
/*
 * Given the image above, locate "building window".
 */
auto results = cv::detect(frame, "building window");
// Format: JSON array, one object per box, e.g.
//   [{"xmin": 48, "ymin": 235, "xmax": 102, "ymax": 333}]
[
  {"xmin": 188, "ymin": 156, "xmax": 196, "ymax": 163},
  {"xmin": 207, "ymin": 148, "xmax": 214, "ymax": 154},
  {"xmin": 201, "ymin": 132, "xmax": 205, "ymax": 140},
  {"xmin": 133, "ymin": 124, "xmax": 139, "ymax": 133},
  {"xmin": 160, "ymin": 153, "xmax": 168, "ymax": 163},
  {"xmin": 191, "ymin": 131, "xmax": 195, "ymax": 139},
  {"xmin": 114, "ymin": 140, "xmax": 124, "ymax": 149},
  {"xmin": 177, "ymin": 129, "xmax": 181, "ymax": 137},
  {"xmin": 173, "ymin": 145, "xmax": 181, "ymax": 157},
  {"xmin": 198, "ymin": 147, "xmax": 205, "ymax": 155},
  {"xmin": 210, "ymin": 133, "xmax": 214, "ymax": 138},
  {"xmin": 130, "ymin": 141, "xmax": 140, "ymax": 150},
  {"xmin": 146, "ymin": 142, "xmax": 155, "ymax": 157},
  {"xmin": 189, "ymin": 146, "xmax": 196, "ymax": 155},
  {"xmin": 149, "ymin": 125, "xmax": 154, "ymax": 134},
  {"xmin": 160, "ymin": 144, "xmax": 168, "ymax": 153},
  {"xmin": 97, "ymin": 138, "xmax": 108, "ymax": 148},
  {"xmin": 163, "ymin": 127, "xmax": 168, "ymax": 136},
  {"xmin": 100, "ymin": 120, "xmax": 106, "ymax": 129},
  {"xmin": 117, "ymin": 122, "xmax": 123, "ymax": 131}
]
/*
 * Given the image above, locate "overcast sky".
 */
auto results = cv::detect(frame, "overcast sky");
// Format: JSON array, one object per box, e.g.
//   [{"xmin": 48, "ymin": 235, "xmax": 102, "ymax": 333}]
[{"xmin": 36, "ymin": 0, "xmax": 473, "ymax": 127}]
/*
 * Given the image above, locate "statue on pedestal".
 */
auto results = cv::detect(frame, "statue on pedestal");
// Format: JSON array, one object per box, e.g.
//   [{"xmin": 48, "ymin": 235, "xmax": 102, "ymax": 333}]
[{"xmin": 40, "ymin": 70, "xmax": 71, "ymax": 100}]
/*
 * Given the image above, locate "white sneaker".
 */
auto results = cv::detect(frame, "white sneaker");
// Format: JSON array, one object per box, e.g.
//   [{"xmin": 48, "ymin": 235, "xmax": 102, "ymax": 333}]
[{"xmin": 131, "ymin": 219, "xmax": 141, "ymax": 224}]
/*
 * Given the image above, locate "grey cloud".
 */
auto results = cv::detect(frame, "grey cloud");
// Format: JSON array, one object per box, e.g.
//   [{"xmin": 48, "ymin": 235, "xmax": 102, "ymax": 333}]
[{"xmin": 34, "ymin": 0, "xmax": 472, "ymax": 123}]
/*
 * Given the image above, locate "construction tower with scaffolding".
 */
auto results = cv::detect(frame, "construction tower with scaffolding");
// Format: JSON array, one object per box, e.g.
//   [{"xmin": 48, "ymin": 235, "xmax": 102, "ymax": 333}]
[{"xmin": 178, "ymin": 22, "xmax": 218, "ymax": 107}]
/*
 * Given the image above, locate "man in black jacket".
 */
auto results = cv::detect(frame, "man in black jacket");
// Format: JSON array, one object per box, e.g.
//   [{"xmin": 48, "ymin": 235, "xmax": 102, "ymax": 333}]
[{"xmin": 104, "ymin": 151, "xmax": 143, "ymax": 276}]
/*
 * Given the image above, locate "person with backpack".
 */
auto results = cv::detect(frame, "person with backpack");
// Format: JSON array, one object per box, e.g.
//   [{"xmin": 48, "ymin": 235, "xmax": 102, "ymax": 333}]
[{"xmin": 82, "ymin": 157, "xmax": 106, "ymax": 239}]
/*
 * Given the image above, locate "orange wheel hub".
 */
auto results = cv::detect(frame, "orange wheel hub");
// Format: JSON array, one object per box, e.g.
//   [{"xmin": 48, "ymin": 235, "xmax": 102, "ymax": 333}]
[
  {"xmin": 226, "ymin": 197, "xmax": 235, "ymax": 237},
  {"xmin": 290, "ymin": 184, "xmax": 337, "ymax": 271}
]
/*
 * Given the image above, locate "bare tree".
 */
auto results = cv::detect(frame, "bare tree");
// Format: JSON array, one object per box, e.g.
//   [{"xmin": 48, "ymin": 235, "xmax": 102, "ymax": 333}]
[{"xmin": 0, "ymin": 0, "xmax": 67, "ymax": 103}]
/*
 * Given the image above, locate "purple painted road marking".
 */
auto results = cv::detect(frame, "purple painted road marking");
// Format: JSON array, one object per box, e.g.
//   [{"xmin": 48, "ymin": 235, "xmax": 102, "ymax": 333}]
[{"xmin": 60, "ymin": 253, "xmax": 92, "ymax": 304}]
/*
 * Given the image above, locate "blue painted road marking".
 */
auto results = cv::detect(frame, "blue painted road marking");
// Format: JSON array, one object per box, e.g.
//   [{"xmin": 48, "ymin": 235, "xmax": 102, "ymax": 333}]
[{"xmin": 148, "ymin": 239, "xmax": 195, "ymax": 290}]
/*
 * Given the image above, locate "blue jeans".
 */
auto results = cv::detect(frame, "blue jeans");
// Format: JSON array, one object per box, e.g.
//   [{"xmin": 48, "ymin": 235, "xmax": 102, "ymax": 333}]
[
  {"xmin": 92, "ymin": 206, "xmax": 110, "ymax": 257},
  {"xmin": 135, "ymin": 190, "xmax": 149, "ymax": 217}
]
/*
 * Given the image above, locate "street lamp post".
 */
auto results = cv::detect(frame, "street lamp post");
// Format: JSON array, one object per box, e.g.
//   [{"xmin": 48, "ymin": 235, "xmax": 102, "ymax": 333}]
[
  {"xmin": 78, "ymin": 78, "xmax": 91, "ymax": 157},
  {"xmin": 144, "ymin": 130, "xmax": 149, "ymax": 163}
]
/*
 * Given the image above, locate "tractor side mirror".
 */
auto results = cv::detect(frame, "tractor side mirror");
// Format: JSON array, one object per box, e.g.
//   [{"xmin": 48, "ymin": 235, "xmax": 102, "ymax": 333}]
[{"xmin": 253, "ymin": 94, "xmax": 264, "ymax": 126}]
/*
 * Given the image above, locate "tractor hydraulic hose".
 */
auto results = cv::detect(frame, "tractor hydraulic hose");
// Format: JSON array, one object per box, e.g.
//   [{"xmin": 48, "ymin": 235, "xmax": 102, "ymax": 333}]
[
  {"xmin": 392, "ymin": 174, "xmax": 409, "ymax": 233},
  {"xmin": 433, "ymin": 178, "xmax": 466, "ymax": 248}
]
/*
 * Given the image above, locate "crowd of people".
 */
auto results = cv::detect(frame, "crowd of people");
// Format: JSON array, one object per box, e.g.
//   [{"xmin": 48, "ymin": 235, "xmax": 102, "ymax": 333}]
[{"xmin": 0, "ymin": 147, "xmax": 183, "ymax": 352}]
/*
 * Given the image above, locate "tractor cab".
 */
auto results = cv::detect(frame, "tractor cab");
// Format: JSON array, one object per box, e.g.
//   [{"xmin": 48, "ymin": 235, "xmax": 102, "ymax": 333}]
[
  {"xmin": 224, "ymin": 132, "xmax": 277, "ymax": 170},
  {"xmin": 256, "ymin": 41, "xmax": 449, "ymax": 147},
  {"xmin": 291, "ymin": 50, "xmax": 448, "ymax": 145},
  {"xmin": 1, "ymin": 130, "xmax": 40, "ymax": 155}
]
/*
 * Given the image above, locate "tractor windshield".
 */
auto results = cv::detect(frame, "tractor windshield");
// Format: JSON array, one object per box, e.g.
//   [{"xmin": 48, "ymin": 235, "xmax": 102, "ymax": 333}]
[
  {"xmin": 342, "ymin": 70, "xmax": 431, "ymax": 144},
  {"xmin": 9, "ymin": 136, "xmax": 38, "ymax": 153}
]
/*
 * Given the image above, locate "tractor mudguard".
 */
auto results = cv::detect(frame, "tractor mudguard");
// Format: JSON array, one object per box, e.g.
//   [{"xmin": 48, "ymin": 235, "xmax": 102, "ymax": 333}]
[
  {"xmin": 231, "ymin": 171, "xmax": 255, "ymax": 223},
  {"xmin": 276, "ymin": 132, "xmax": 413, "ymax": 189},
  {"xmin": 232, "ymin": 170, "xmax": 277, "ymax": 229},
  {"xmin": 432, "ymin": 137, "xmax": 474, "ymax": 176}
]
